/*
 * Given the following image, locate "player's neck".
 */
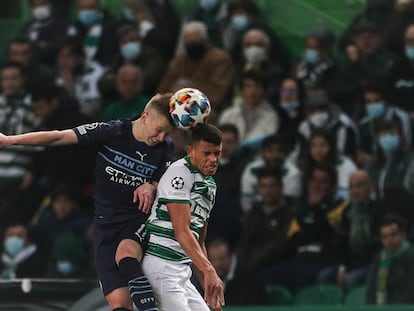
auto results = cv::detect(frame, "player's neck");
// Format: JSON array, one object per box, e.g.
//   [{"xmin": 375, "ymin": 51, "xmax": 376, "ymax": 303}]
[{"xmin": 131, "ymin": 119, "xmax": 146, "ymax": 142}]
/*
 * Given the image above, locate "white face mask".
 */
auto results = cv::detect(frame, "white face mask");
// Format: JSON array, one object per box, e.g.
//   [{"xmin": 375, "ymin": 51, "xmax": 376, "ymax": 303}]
[
  {"xmin": 33, "ymin": 5, "xmax": 51, "ymax": 20},
  {"xmin": 244, "ymin": 46, "xmax": 267, "ymax": 63},
  {"xmin": 309, "ymin": 111, "xmax": 329, "ymax": 128}
]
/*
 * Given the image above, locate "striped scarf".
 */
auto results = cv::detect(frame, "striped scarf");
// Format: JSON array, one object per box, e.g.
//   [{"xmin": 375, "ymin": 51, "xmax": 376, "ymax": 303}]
[{"xmin": 83, "ymin": 17, "xmax": 103, "ymax": 62}]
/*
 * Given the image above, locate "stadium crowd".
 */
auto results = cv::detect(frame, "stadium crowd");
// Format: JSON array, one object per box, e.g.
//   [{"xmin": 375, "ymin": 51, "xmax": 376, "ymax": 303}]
[{"xmin": 2, "ymin": 0, "xmax": 414, "ymax": 306}]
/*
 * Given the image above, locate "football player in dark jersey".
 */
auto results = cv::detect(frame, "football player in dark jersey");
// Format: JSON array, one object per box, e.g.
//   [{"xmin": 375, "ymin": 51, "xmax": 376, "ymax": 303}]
[{"xmin": 0, "ymin": 93, "xmax": 176, "ymax": 311}]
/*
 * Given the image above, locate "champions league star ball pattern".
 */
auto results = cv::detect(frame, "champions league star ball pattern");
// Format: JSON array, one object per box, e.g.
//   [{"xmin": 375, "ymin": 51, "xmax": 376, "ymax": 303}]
[{"xmin": 169, "ymin": 88, "xmax": 211, "ymax": 130}]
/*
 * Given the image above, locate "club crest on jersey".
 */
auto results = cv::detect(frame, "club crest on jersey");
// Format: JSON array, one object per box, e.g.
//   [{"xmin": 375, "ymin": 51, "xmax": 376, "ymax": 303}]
[{"xmin": 171, "ymin": 176, "xmax": 184, "ymax": 189}]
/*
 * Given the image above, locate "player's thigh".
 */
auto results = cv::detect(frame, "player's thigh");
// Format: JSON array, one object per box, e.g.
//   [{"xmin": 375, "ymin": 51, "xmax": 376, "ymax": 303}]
[
  {"xmin": 185, "ymin": 278, "xmax": 210, "ymax": 311},
  {"xmin": 142, "ymin": 255, "xmax": 208, "ymax": 311}
]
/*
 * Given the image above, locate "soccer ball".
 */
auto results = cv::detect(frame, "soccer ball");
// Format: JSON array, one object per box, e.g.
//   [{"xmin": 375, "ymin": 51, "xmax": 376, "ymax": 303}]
[{"xmin": 169, "ymin": 88, "xmax": 211, "ymax": 130}]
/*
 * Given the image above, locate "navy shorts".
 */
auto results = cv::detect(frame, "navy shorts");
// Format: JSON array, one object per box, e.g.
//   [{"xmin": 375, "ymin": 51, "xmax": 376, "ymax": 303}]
[{"xmin": 93, "ymin": 215, "xmax": 148, "ymax": 296}]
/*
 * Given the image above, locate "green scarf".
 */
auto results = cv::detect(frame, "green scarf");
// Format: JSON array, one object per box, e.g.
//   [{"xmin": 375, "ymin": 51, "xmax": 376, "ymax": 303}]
[
  {"xmin": 376, "ymin": 239, "xmax": 410, "ymax": 304},
  {"xmin": 83, "ymin": 16, "xmax": 103, "ymax": 62},
  {"xmin": 349, "ymin": 203, "xmax": 372, "ymax": 256}
]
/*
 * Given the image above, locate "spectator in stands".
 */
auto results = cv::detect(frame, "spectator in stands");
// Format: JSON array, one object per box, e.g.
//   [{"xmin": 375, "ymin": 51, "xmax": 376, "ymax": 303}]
[
  {"xmin": 237, "ymin": 167, "xmax": 297, "ymax": 273},
  {"xmin": 317, "ymin": 170, "xmax": 381, "ymax": 293},
  {"xmin": 387, "ymin": 23, "xmax": 414, "ymax": 116},
  {"xmin": 158, "ymin": 21, "xmax": 234, "ymax": 114},
  {"xmin": 366, "ymin": 216, "xmax": 414, "ymax": 304},
  {"xmin": 55, "ymin": 37, "xmax": 104, "ymax": 120},
  {"xmin": 221, "ymin": 0, "xmax": 290, "ymax": 75},
  {"xmin": 7, "ymin": 37, "xmax": 54, "ymax": 93},
  {"xmin": 302, "ymin": 129, "xmax": 357, "ymax": 200},
  {"xmin": 31, "ymin": 184, "xmax": 93, "ymax": 255},
  {"xmin": 343, "ymin": 22, "xmax": 398, "ymax": 87},
  {"xmin": 296, "ymin": 27, "xmax": 337, "ymax": 93},
  {"xmin": 240, "ymin": 134, "xmax": 301, "ymax": 214},
  {"xmin": 296, "ymin": 88, "xmax": 359, "ymax": 161},
  {"xmin": 358, "ymin": 81, "xmax": 413, "ymax": 165},
  {"xmin": 186, "ymin": 0, "xmax": 228, "ymax": 48},
  {"xmin": 121, "ymin": 0, "xmax": 181, "ymax": 62},
  {"xmin": 365, "ymin": 120, "xmax": 414, "ymax": 199},
  {"xmin": 101, "ymin": 64, "xmax": 150, "ymax": 121},
  {"xmin": 18, "ymin": 0, "xmax": 70, "ymax": 67},
  {"xmin": 274, "ymin": 77, "xmax": 306, "ymax": 153},
  {"xmin": 258, "ymin": 163, "xmax": 346, "ymax": 292},
  {"xmin": 206, "ymin": 238, "xmax": 268, "ymax": 305},
  {"xmin": 0, "ymin": 62, "xmax": 40, "ymax": 225},
  {"xmin": 206, "ymin": 124, "xmax": 250, "ymax": 246},
  {"xmin": 218, "ymin": 69, "xmax": 279, "ymax": 150},
  {"xmin": 67, "ymin": 0, "xmax": 118, "ymax": 66},
  {"xmin": 0, "ymin": 221, "xmax": 47, "ymax": 279},
  {"xmin": 98, "ymin": 24, "xmax": 167, "ymax": 101},
  {"xmin": 47, "ymin": 232, "xmax": 95, "ymax": 279},
  {"xmin": 236, "ymin": 28, "xmax": 286, "ymax": 102}
]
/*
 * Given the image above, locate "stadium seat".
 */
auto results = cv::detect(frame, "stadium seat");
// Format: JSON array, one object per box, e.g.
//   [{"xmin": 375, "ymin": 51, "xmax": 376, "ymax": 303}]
[
  {"xmin": 265, "ymin": 284, "xmax": 293, "ymax": 305},
  {"xmin": 294, "ymin": 284, "xmax": 343, "ymax": 305},
  {"xmin": 344, "ymin": 286, "xmax": 367, "ymax": 306}
]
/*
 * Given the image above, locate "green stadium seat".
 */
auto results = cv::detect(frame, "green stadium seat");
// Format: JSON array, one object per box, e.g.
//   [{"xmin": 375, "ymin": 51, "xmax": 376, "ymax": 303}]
[
  {"xmin": 294, "ymin": 284, "xmax": 343, "ymax": 306},
  {"xmin": 265, "ymin": 284, "xmax": 293, "ymax": 305},
  {"xmin": 344, "ymin": 286, "xmax": 367, "ymax": 306}
]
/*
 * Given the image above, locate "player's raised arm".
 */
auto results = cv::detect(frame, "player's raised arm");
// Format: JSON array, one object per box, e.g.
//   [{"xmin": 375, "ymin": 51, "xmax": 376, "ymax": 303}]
[{"xmin": 0, "ymin": 129, "xmax": 78, "ymax": 148}]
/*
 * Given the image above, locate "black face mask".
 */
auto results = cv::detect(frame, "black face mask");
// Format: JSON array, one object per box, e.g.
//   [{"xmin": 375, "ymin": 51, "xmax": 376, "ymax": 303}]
[{"xmin": 185, "ymin": 43, "xmax": 206, "ymax": 60}]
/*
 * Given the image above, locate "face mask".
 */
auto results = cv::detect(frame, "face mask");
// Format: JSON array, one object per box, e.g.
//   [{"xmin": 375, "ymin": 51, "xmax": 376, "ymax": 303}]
[
  {"xmin": 231, "ymin": 15, "xmax": 249, "ymax": 31},
  {"xmin": 280, "ymin": 101, "xmax": 299, "ymax": 111},
  {"xmin": 121, "ymin": 42, "xmax": 141, "ymax": 60},
  {"xmin": 57, "ymin": 261, "xmax": 74, "ymax": 275},
  {"xmin": 244, "ymin": 46, "xmax": 267, "ymax": 63},
  {"xmin": 200, "ymin": 0, "xmax": 217, "ymax": 11},
  {"xmin": 405, "ymin": 46, "xmax": 414, "ymax": 60},
  {"xmin": 78, "ymin": 9, "xmax": 99, "ymax": 26},
  {"xmin": 366, "ymin": 101, "xmax": 385, "ymax": 118},
  {"xmin": 185, "ymin": 43, "xmax": 206, "ymax": 60},
  {"xmin": 123, "ymin": 8, "xmax": 136, "ymax": 21},
  {"xmin": 33, "ymin": 5, "xmax": 51, "ymax": 20},
  {"xmin": 379, "ymin": 134, "xmax": 399, "ymax": 153},
  {"xmin": 304, "ymin": 48, "xmax": 319, "ymax": 64},
  {"xmin": 309, "ymin": 111, "xmax": 329, "ymax": 128},
  {"xmin": 4, "ymin": 236, "xmax": 24, "ymax": 257}
]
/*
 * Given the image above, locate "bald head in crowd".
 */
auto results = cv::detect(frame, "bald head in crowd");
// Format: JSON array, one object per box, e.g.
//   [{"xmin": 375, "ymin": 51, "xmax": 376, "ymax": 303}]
[
  {"xmin": 116, "ymin": 64, "xmax": 143, "ymax": 100},
  {"xmin": 349, "ymin": 169, "xmax": 374, "ymax": 204}
]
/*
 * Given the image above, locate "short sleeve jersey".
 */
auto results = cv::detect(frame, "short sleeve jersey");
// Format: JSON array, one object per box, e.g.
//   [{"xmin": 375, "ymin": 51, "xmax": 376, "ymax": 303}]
[
  {"xmin": 73, "ymin": 120, "xmax": 174, "ymax": 225},
  {"xmin": 145, "ymin": 156, "xmax": 217, "ymax": 263}
]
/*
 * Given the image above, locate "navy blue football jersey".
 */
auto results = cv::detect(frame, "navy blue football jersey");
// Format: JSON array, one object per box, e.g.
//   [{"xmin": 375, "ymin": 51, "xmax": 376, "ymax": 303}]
[{"xmin": 73, "ymin": 119, "xmax": 174, "ymax": 224}]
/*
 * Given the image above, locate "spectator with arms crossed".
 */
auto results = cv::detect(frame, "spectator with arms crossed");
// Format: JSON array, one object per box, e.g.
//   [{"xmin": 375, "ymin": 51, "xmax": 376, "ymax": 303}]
[{"xmin": 0, "ymin": 93, "xmax": 177, "ymax": 311}]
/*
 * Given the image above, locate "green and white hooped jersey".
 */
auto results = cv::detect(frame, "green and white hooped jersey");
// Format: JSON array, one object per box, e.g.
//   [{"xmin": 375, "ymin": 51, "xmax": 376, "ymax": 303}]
[{"xmin": 145, "ymin": 156, "xmax": 217, "ymax": 264}]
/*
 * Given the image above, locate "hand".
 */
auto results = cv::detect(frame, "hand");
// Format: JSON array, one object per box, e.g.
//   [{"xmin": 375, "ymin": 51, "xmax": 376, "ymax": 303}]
[
  {"xmin": 203, "ymin": 269, "xmax": 225, "ymax": 311},
  {"xmin": 133, "ymin": 183, "xmax": 156, "ymax": 213}
]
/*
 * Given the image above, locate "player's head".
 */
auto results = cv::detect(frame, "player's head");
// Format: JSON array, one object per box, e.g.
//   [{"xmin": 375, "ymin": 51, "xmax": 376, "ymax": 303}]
[
  {"xmin": 187, "ymin": 123, "xmax": 222, "ymax": 176},
  {"xmin": 138, "ymin": 93, "xmax": 175, "ymax": 146}
]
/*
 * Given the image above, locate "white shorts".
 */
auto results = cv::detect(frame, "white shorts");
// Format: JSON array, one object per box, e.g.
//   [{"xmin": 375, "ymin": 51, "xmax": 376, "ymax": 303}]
[{"xmin": 142, "ymin": 254, "xmax": 209, "ymax": 311}]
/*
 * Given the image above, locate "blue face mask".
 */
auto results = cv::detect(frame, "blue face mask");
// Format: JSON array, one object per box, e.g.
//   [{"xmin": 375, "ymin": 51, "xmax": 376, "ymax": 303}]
[
  {"xmin": 379, "ymin": 134, "xmax": 399, "ymax": 153},
  {"xmin": 57, "ymin": 261, "xmax": 74, "ymax": 275},
  {"xmin": 304, "ymin": 48, "xmax": 319, "ymax": 64},
  {"xmin": 406, "ymin": 46, "xmax": 414, "ymax": 60},
  {"xmin": 231, "ymin": 15, "xmax": 249, "ymax": 31},
  {"xmin": 366, "ymin": 101, "xmax": 385, "ymax": 118},
  {"xmin": 280, "ymin": 101, "xmax": 299, "ymax": 111},
  {"xmin": 121, "ymin": 42, "xmax": 141, "ymax": 60},
  {"xmin": 78, "ymin": 9, "xmax": 99, "ymax": 26},
  {"xmin": 4, "ymin": 236, "xmax": 24, "ymax": 257},
  {"xmin": 123, "ymin": 8, "xmax": 136, "ymax": 21},
  {"xmin": 200, "ymin": 0, "xmax": 217, "ymax": 11}
]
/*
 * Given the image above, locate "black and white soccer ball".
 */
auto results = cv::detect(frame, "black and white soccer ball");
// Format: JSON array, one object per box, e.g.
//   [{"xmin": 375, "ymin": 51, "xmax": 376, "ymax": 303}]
[{"xmin": 169, "ymin": 88, "xmax": 211, "ymax": 130}]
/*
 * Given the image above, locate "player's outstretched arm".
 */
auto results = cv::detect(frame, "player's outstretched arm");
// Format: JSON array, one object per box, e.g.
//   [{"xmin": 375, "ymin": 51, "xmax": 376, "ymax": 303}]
[
  {"xmin": 0, "ymin": 129, "xmax": 78, "ymax": 148},
  {"xmin": 167, "ymin": 202, "xmax": 225, "ymax": 311}
]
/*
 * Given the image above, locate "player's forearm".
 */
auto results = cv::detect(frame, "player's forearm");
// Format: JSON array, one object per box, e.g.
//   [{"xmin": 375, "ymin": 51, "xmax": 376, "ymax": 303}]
[
  {"xmin": 8, "ymin": 130, "xmax": 76, "ymax": 146},
  {"xmin": 175, "ymin": 229, "xmax": 215, "ymax": 274}
]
